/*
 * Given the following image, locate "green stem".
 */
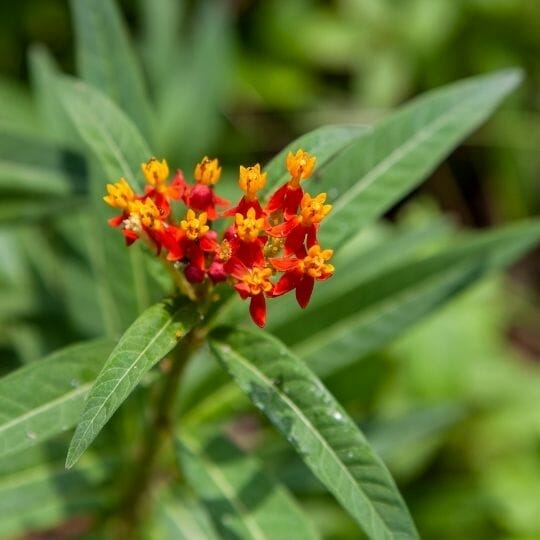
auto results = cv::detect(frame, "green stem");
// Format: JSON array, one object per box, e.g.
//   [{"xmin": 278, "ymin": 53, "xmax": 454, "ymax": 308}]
[{"xmin": 114, "ymin": 329, "xmax": 199, "ymax": 538}]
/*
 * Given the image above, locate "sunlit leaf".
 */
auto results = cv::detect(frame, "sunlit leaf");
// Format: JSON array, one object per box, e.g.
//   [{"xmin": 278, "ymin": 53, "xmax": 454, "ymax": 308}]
[
  {"xmin": 318, "ymin": 69, "xmax": 522, "ymax": 249},
  {"xmin": 66, "ymin": 299, "xmax": 198, "ymax": 468},
  {"xmin": 69, "ymin": 0, "xmax": 152, "ymax": 139},
  {"xmin": 0, "ymin": 339, "xmax": 114, "ymax": 460},
  {"xmin": 179, "ymin": 431, "xmax": 319, "ymax": 540},
  {"xmin": 210, "ymin": 327, "xmax": 419, "ymax": 540}
]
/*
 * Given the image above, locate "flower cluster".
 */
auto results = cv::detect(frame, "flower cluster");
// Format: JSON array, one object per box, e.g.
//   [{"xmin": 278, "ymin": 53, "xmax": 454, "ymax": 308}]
[{"xmin": 104, "ymin": 150, "xmax": 334, "ymax": 327}]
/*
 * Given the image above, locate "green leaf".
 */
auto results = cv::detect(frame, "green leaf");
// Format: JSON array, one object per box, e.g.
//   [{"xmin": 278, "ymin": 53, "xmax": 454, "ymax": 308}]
[
  {"xmin": 262, "ymin": 124, "xmax": 368, "ymax": 196},
  {"xmin": 288, "ymin": 220, "xmax": 540, "ymax": 376},
  {"xmin": 0, "ymin": 339, "xmax": 114, "ymax": 460},
  {"xmin": 28, "ymin": 44, "xmax": 77, "ymax": 145},
  {"xmin": 318, "ymin": 69, "xmax": 522, "ymax": 249},
  {"xmin": 57, "ymin": 78, "xmax": 157, "ymax": 332},
  {"xmin": 139, "ymin": 0, "xmax": 185, "ymax": 96},
  {"xmin": 147, "ymin": 487, "xmax": 220, "ymax": 540},
  {"xmin": 178, "ymin": 431, "xmax": 319, "ymax": 540},
  {"xmin": 57, "ymin": 77, "xmax": 151, "ymax": 192},
  {"xmin": 66, "ymin": 299, "xmax": 198, "ymax": 468},
  {"xmin": 0, "ymin": 77, "xmax": 42, "ymax": 138},
  {"xmin": 0, "ymin": 443, "xmax": 114, "ymax": 537},
  {"xmin": 210, "ymin": 327, "xmax": 419, "ymax": 540},
  {"xmin": 0, "ymin": 131, "xmax": 87, "ymax": 197},
  {"xmin": 155, "ymin": 1, "xmax": 232, "ymax": 163},
  {"xmin": 69, "ymin": 0, "xmax": 152, "ymax": 139}
]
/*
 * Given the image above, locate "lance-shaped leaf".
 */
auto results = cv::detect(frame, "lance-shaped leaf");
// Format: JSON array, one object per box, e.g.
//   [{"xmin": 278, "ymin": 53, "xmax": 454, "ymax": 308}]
[
  {"xmin": 287, "ymin": 219, "xmax": 540, "ymax": 376},
  {"xmin": 178, "ymin": 431, "xmax": 320, "ymax": 540},
  {"xmin": 0, "ymin": 339, "xmax": 115, "ymax": 460},
  {"xmin": 57, "ymin": 77, "xmax": 150, "ymax": 192},
  {"xmin": 69, "ymin": 0, "xmax": 152, "ymax": 139},
  {"xmin": 66, "ymin": 299, "xmax": 198, "ymax": 468},
  {"xmin": 318, "ymin": 69, "xmax": 522, "ymax": 249},
  {"xmin": 210, "ymin": 328, "xmax": 419, "ymax": 540},
  {"xmin": 0, "ymin": 443, "xmax": 115, "ymax": 537},
  {"xmin": 262, "ymin": 124, "xmax": 369, "ymax": 196},
  {"xmin": 147, "ymin": 487, "xmax": 220, "ymax": 540}
]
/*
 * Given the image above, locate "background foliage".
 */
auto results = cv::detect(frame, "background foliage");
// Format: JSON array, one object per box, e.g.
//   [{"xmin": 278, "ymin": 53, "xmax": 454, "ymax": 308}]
[{"xmin": 1, "ymin": 1, "xmax": 540, "ymax": 539}]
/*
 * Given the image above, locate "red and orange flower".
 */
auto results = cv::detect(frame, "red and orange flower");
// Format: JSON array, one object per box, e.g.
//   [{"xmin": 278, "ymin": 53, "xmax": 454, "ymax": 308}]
[{"xmin": 103, "ymin": 151, "xmax": 334, "ymax": 327}]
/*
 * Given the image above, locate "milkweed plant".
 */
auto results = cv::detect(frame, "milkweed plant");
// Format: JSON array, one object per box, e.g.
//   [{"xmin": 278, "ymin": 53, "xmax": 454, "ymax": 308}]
[{"xmin": 0, "ymin": 1, "xmax": 538, "ymax": 539}]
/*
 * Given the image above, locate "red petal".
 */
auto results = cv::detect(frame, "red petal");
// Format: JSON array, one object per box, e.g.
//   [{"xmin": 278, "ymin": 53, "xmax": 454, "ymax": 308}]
[
  {"xmin": 284, "ymin": 187, "xmax": 303, "ymax": 218},
  {"xmin": 122, "ymin": 228, "xmax": 139, "ymax": 246},
  {"xmin": 108, "ymin": 214, "xmax": 125, "ymax": 227},
  {"xmin": 284, "ymin": 223, "xmax": 306, "ymax": 255},
  {"xmin": 270, "ymin": 257, "xmax": 299, "ymax": 272},
  {"xmin": 200, "ymin": 234, "xmax": 219, "ymax": 252},
  {"xmin": 266, "ymin": 184, "xmax": 288, "ymax": 213},
  {"xmin": 306, "ymin": 224, "xmax": 318, "ymax": 248},
  {"xmin": 249, "ymin": 294, "xmax": 267, "ymax": 327},
  {"xmin": 234, "ymin": 282, "xmax": 251, "ymax": 299},
  {"xmin": 296, "ymin": 275, "xmax": 314, "ymax": 308},
  {"xmin": 224, "ymin": 256, "xmax": 248, "ymax": 280},
  {"xmin": 168, "ymin": 170, "xmax": 187, "ymax": 200},
  {"xmin": 273, "ymin": 271, "xmax": 300, "ymax": 297}
]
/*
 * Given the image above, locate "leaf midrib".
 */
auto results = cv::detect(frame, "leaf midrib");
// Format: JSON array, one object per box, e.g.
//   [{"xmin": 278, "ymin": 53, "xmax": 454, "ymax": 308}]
[
  {"xmin": 182, "ymin": 435, "xmax": 268, "ymax": 540},
  {"xmin": 0, "ymin": 383, "xmax": 90, "ymax": 440},
  {"xmin": 329, "ymin": 90, "xmax": 485, "ymax": 216},
  {"xmin": 214, "ymin": 341, "xmax": 398, "ymax": 539},
  {"xmin": 68, "ymin": 308, "xmax": 180, "ymax": 463}
]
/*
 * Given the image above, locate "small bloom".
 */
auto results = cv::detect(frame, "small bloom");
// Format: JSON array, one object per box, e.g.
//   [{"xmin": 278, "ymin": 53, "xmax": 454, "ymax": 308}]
[
  {"xmin": 269, "ymin": 192, "xmax": 332, "ymax": 255},
  {"xmin": 228, "ymin": 258, "xmax": 273, "ymax": 327},
  {"xmin": 235, "ymin": 207, "xmax": 265, "ymax": 243},
  {"xmin": 267, "ymin": 149, "xmax": 316, "ymax": 216},
  {"xmin": 142, "ymin": 158, "xmax": 169, "ymax": 187},
  {"xmin": 195, "ymin": 156, "xmax": 222, "ymax": 186},
  {"xmin": 286, "ymin": 149, "xmax": 316, "ymax": 188},
  {"xmin": 271, "ymin": 245, "xmax": 334, "ymax": 308},
  {"xmin": 180, "ymin": 209, "xmax": 209, "ymax": 241},
  {"xmin": 103, "ymin": 178, "xmax": 135, "ymax": 210},
  {"xmin": 238, "ymin": 164, "xmax": 267, "ymax": 200}
]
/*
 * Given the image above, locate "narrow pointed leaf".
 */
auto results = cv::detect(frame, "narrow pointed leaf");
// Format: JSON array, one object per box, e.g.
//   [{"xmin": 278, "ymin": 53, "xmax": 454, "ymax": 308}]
[
  {"xmin": 179, "ymin": 432, "xmax": 319, "ymax": 540},
  {"xmin": 0, "ymin": 444, "xmax": 115, "ymax": 537},
  {"xmin": 57, "ymin": 77, "xmax": 150, "ymax": 191},
  {"xmin": 288, "ymin": 219, "xmax": 540, "ymax": 376},
  {"xmin": 0, "ymin": 339, "xmax": 115, "ymax": 460},
  {"xmin": 66, "ymin": 299, "xmax": 198, "ymax": 468},
  {"xmin": 318, "ymin": 69, "xmax": 522, "ymax": 249},
  {"xmin": 262, "ymin": 124, "xmax": 368, "ymax": 196},
  {"xmin": 69, "ymin": 0, "xmax": 152, "ymax": 138},
  {"xmin": 148, "ymin": 488, "xmax": 220, "ymax": 540},
  {"xmin": 210, "ymin": 328, "xmax": 419, "ymax": 540}
]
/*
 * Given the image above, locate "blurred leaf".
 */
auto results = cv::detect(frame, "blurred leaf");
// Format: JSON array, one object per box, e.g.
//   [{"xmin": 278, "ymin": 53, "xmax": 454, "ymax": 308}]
[
  {"xmin": 0, "ymin": 77, "xmax": 42, "ymax": 137},
  {"xmin": 139, "ymin": 0, "xmax": 184, "ymax": 95},
  {"xmin": 147, "ymin": 487, "xmax": 220, "ymax": 540},
  {"xmin": 28, "ymin": 44, "xmax": 77, "ymax": 145},
  {"xmin": 155, "ymin": 1, "xmax": 233, "ymax": 164},
  {"xmin": 0, "ymin": 443, "xmax": 114, "ymax": 538},
  {"xmin": 0, "ymin": 339, "xmax": 114, "ymax": 460},
  {"xmin": 69, "ymin": 0, "xmax": 152, "ymax": 139},
  {"xmin": 66, "ymin": 299, "xmax": 198, "ymax": 468},
  {"xmin": 0, "ymin": 131, "xmax": 87, "ymax": 197},
  {"xmin": 57, "ymin": 77, "xmax": 150, "ymax": 192},
  {"xmin": 263, "ymin": 124, "xmax": 368, "ymax": 195},
  {"xmin": 57, "ymin": 78, "xmax": 158, "ymax": 332},
  {"xmin": 318, "ymin": 69, "xmax": 522, "ymax": 249},
  {"xmin": 179, "ymin": 431, "xmax": 319, "ymax": 540},
  {"xmin": 210, "ymin": 327, "xmax": 419, "ymax": 540},
  {"xmin": 281, "ymin": 219, "xmax": 540, "ymax": 376}
]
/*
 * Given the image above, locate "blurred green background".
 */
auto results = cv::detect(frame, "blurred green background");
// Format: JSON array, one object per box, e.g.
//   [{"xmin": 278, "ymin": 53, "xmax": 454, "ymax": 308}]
[{"xmin": 1, "ymin": 1, "xmax": 540, "ymax": 539}]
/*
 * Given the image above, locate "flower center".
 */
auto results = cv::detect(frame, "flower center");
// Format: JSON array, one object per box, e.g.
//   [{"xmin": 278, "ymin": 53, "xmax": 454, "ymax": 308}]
[
  {"xmin": 236, "ymin": 207, "xmax": 265, "ymax": 242},
  {"xmin": 181, "ymin": 209, "xmax": 209, "ymax": 240},
  {"xmin": 300, "ymin": 192, "xmax": 332, "ymax": 225},
  {"xmin": 103, "ymin": 178, "xmax": 135, "ymax": 210},
  {"xmin": 298, "ymin": 245, "xmax": 334, "ymax": 278},
  {"xmin": 242, "ymin": 267, "xmax": 273, "ymax": 296}
]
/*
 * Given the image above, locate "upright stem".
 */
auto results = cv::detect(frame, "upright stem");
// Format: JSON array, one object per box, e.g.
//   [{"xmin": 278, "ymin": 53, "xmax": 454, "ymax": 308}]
[{"xmin": 114, "ymin": 329, "xmax": 199, "ymax": 538}]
